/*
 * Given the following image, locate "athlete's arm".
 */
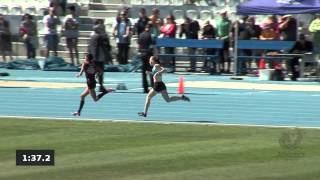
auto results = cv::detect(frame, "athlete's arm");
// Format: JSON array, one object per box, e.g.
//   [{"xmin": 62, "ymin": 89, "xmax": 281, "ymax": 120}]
[
  {"xmin": 77, "ymin": 63, "xmax": 85, "ymax": 77},
  {"xmin": 155, "ymin": 64, "xmax": 166, "ymax": 75}
]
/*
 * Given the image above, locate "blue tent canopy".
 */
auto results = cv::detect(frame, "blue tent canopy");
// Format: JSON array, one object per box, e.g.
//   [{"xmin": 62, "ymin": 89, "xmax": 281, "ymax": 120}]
[{"xmin": 237, "ymin": 0, "xmax": 320, "ymax": 15}]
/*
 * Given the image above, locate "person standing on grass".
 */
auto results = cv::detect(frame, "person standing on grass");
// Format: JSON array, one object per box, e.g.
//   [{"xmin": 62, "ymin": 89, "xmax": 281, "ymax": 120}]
[
  {"xmin": 73, "ymin": 54, "xmax": 113, "ymax": 116},
  {"xmin": 0, "ymin": 14, "xmax": 13, "ymax": 62},
  {"xmin": 43, "ymin": 7, "xmax": 60, "ymax": 58},
  {"xmin": 61, "ymin": 5, "xmax": 80, "ymax": 65},
  {"xmin": 138, "ymin": 56, "xmax": 190, "ymax": 117}
]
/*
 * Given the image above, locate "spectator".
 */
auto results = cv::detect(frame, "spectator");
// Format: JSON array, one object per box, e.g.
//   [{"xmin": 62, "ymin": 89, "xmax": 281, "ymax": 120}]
[
  {"xmin": 160, "ymin": 15, "xmax": 176, "ymax": 38},
  {"xmin": 0, "ymin": 14, "xmax": 13, "ymax": 62},
  {"xmin": 149, "ymin": 8, "xmax": 163, "ymax": 40},
  {"xmin": 134, "ymin": 8, "xmax": 150, "ymax": 35},
  {"xmin": 179, "ymin": 17, "xmax": 200, "ymax": 39},
  {"xmin": 112, "ymin": 10, "xmax": 131, "ymax": 64},
  {"xmin": 20, "ymin": 14, "xmax": 38, "ymax": 59},
  {"xmin": 237, "ymin": 16, "xmax": 261, "ymax": 73},
  {"xmin": 201, "ymin": 20, "xmax": 216, "ymax": 73},
  {"xmin": 179, "ymin": 17, "xmax": 200, "ymax": 72},
  {"xmin": 270, "ymin": 15, "xmax": 279, "ymax": 32},
  {"xmin": 115, "ymin": 7, "xmax": 130, "ymax": 23},
  {"xmin": 49, "ymin": 0, "xmax": 67, "ymax": 16},
  {"xmin": 238, "ymin": 16, "xmax": 261, "ymax": 40},
  {"xmin": 259, "ymin": 16, "xmax": 280, "ymax": 69},
  {"xmin": 289, "ymin": 34, "xmax": 313, "ymax": 81},
  {"xmin": 259, "ymin": 17, "xmax": 279, "ymax": 40},
  {"xmin": 94, "ymin": 19, "xmax": 105, "ymax": 31},
  {"xmin": 49, "ymin": 0, "xmax": 61, "ymax": 15},
  {"xmin": 49, "ymin": 0, "xmax": 59, "ymax": 8},
  {"xmin": 149, "ymin": 8, "xmax": 163, "ymax": 55},
  {"xmin": 88, "ymin": 23, "xmax": 112, "ymax": 92},
  {"xmin": 279, "ymin": 15, "xmax": 297, "ymax": 41},
  {"xmin": 138, "ymin": 24, "xmax": 154, "ymax": 93},
  {"xmin": 308, "ymin": 14, "xmax": 320, "ymax": 48},
  {"xmin": 216, "ymin": 11, "xmax": 231, "ymax": 73},
  {"xmin": 43, "ymin": 7, "xmax": 60, "ymax": 58},
  {"xmin": 235, "ymin": 16, "xmax": 249, "ymax": 37},
  {"xmin": 62, "ymin": 6, "xmax": 80, "ymax": 65},
  {"xmin": 160, "ymin": 15, "xmax": 177, "ymax": 70},
  {"xmin": 60, "ymin": 0, "xmax": 67, "ymax": 16},
  {"xmin": 202, "ymin": 21, "xmax": 216, "ymax": 39}
]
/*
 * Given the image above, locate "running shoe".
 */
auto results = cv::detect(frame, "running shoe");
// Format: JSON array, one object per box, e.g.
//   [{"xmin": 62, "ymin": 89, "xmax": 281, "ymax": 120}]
[
  {"xmin": 182, "ymin": 95, "xmax": 190, "ymax": 102},
  {"xmin": 138, "ymin": 112, "xmax": 147, "ymax": 117},
  {"xmin": 72, "ymin": 111, "xmax": 80, "ymax": 116}
]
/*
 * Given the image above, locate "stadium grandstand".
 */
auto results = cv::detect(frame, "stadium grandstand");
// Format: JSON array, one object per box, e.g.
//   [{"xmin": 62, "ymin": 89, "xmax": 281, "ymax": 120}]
[{"xmin": 0, "ymin": 0, "xmax": 317, "ymax": 74}]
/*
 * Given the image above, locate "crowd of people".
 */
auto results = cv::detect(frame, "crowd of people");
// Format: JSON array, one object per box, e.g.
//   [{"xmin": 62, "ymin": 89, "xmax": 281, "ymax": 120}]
[
  {"xmin": 132, "ymin": 8, "xmax": 318, "ymax": 81},
  {"xmin": 0, "ymin": 3, "xmax": 320, "ymax": 80}
]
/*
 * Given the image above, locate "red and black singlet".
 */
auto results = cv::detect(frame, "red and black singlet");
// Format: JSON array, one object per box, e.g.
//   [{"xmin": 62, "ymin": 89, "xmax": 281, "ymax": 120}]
[{"xmin": 83, "ymin": 62, "xmax": 97, "ymax": 89}]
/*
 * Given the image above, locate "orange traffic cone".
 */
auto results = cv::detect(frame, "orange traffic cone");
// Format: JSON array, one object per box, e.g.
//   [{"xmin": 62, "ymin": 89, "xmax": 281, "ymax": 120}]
[
  {"xmin": 259, "ymin": 58, "xmax": 266, "ymax": 69},
  {"xmin": 178, "ymin": 76, "xmax": 185, "ymax": 94}
]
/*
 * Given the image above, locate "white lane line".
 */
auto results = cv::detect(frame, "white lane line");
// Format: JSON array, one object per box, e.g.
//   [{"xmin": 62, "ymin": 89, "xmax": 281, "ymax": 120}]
[{"xmin": 1, "ymin": 115, "xmax": 320, "ymax": 129}]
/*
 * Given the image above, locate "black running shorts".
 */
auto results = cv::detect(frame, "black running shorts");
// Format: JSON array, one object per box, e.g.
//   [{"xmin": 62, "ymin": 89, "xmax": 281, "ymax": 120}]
[
  {"xmin": 153, "ymin": 81, "xmax": 167, "ymax": 92},
  {"xmin": 86, "ymin": 77, "xmax": 96, "ymax": 89}
]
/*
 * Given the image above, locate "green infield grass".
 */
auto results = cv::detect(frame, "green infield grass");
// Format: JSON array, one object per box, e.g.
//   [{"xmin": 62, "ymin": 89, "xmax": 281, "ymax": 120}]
[{"xmin": 0, "ymin": 118, "xmax": 320, "ymax": 180}]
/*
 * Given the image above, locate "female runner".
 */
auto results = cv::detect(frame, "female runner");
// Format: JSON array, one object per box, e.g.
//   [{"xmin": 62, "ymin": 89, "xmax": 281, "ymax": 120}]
[
  {"xmin": 138, "ymin": 56, "xmax": 190, "ymax": 117},
  {"xmin": 73, "ymin": 54, "xmax": 113, "ymax": 116}
]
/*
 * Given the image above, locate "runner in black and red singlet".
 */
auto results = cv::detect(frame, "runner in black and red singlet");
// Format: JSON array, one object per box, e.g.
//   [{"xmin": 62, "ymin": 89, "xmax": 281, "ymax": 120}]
[{"xmin": 73, "ymin": 54, "xmax": 113, "ymax": 116}]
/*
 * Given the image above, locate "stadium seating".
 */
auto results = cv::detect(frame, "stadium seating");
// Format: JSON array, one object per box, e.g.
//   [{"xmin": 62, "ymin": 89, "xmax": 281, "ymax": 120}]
[
  {"xmin": 104, "ymin": 17, "xmax": 115, "ymax": 33},
  {"xmin": 296, "ymin": 14, "xmax": 313, "ymax": 26},
  {"xmin": 24, "ymin": 6, "xmax": 37, "ymax": 16},
  {"xmin": 172, "ymin": 0, "xmax": 184, "ymax": 6},
  {"xmin": 158, "ymin": 0, "xmax": 171, "ymax": 5},
  {"xmin": 11, "ymin": 5, "xmax": 23, "ymax": 16},
  {"xmin": 130, "ymin": 0, "xmax": 143, "ymax": 5},
  {"xmin": 102, "ymin": 0, "xmax": 128, "ymax": 4},
  {"xmin": 198, "ymin": 0, "xmax": 208, "ymax": 6},
  {"xmin": 216, "ymin": 0, "xmax": 226, "ymax": 7},
  {"xmin": 38, "ymin": 7, "xmax": 48, "ymax": 16},
  {"xmin": 7, "ymin": 15, "xmax": 22, "ymax": 35},
  {"xmin": 37, "ymin": 20, "xmax": 45, "ymax": 34},
  {"xmin": 0, "ymin": 5, "xmax": 9, "ymax": 15},
  {"xmin": 186, "ymin": 10, "xmax": 198, "ymax": 20},
  {"xmin": 144, "ymin": 0, "xmax": 156, "ymax": 5},
  {"xmin": 77, "ymin": 0, "xmax": 90, "ymax": 4},
  {"xmin": 68, "ymin": 0, "xmax": 77, "ymax": 3},
  {"xmin": 200, "ymin": 10, "xmax": 212, "ymax": 21},
  {"xmin": 172, "ymin": 9, "xmax": 184, "ymax": 24}
]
